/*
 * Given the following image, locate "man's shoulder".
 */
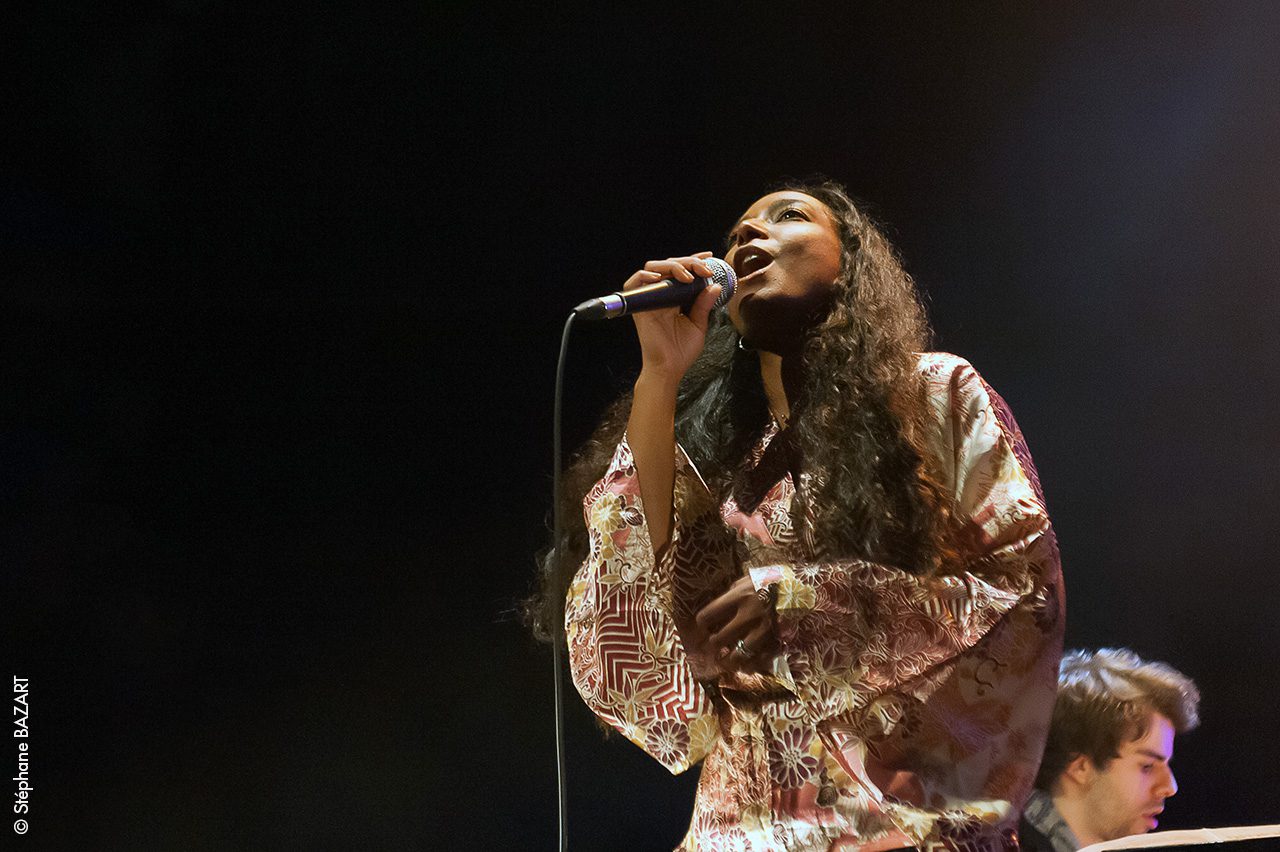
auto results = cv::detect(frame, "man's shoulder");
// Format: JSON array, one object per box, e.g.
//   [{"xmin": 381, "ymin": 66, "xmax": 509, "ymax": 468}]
[
  {"xmin": 1017, "ymin": 814, "xmax": 1061, "ymax": 852},
  {"xmin": 1019, "ymin": 790, "xmax": 1081, "ymax": 852}
]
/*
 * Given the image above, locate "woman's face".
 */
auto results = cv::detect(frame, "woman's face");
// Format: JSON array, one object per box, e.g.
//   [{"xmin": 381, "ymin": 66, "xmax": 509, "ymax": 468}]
[{"xmin": 724, "ymin": 191, "xmax": 844, "ymax": 354}]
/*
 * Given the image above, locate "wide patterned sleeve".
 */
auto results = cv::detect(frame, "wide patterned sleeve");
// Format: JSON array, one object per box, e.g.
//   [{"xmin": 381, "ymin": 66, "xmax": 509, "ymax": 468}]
[
  {"xmin": 565, "ymin": 436, "xmax": 739, "ymax": 774},
  {"xmin": 751, "ymin": 356, "xmax": 1056, "ymax": 724}
]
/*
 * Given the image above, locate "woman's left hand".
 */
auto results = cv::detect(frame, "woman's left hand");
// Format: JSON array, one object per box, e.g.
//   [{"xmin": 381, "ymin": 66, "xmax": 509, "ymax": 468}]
[{"xmin": 693, "ymin": 575, "xmax": 778, "ymax": 673}]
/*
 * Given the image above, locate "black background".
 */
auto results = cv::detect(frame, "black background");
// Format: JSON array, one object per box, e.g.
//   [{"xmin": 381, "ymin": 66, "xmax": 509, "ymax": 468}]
[{"xmin": 5, "ymin": 2, "xmax": 1279, "ymax": 849}]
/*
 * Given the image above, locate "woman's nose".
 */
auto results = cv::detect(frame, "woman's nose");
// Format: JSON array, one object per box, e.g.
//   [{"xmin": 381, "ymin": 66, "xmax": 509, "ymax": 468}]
[{"xmin": 731, "ymin": 216, "xmax": 768, "ymax": 246}]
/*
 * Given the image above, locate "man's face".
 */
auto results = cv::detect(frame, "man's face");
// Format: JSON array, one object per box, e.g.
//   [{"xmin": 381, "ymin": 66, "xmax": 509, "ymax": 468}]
[{"xmin": 1077, "ymin": 712, "xmax": 1179, "ymax": 842}]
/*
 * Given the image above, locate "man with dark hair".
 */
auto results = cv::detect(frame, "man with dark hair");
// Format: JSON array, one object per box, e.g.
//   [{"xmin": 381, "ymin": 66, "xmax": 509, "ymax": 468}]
[{"xmin": 1019, "ymin": 648, "xmax": 1201, "ymax": 851}]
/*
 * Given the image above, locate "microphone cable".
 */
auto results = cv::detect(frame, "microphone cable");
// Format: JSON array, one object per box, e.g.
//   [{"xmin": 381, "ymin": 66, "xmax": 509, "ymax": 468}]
[
  {"xmin": 547, "ymin": 263, "xmax": 732, "ymax": 848},
  {"xmin": 550, "ymin": 310, "xmax": 575, "ymax": 852}
]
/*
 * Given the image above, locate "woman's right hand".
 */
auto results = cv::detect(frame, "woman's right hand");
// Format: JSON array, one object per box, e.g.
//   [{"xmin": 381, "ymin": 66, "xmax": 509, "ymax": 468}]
[
  {"xmin": 623, "ymin": 251, "xmax": 721, "ymax": 555},
  {"xmin": 626, "ymin": 251, "xmax": 722, "ymax": 383}
]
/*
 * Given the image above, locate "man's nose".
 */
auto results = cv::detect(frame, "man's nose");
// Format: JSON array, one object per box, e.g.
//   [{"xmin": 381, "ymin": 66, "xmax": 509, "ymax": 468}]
[{"xmin": 1157, "ymin": 766, "xmax": 1178, "ymax": 798}]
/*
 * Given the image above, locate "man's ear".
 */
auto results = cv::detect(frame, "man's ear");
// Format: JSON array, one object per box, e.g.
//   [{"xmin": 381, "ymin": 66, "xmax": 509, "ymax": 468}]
[{"xmin": 1060, "ymin": 753, "xmax": 1096, "ymax": 791}]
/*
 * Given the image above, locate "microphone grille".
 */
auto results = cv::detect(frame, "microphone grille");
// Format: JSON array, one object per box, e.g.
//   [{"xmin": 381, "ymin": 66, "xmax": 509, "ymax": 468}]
[{"xmin": 704, "ymin": 257, "xmax": 737, "ymax": 309}]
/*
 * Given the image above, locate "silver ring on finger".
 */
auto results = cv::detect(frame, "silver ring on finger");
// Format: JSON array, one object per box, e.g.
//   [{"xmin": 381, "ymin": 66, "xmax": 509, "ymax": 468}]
[{"xmin": 735, "ymin": 639, "xmax": 753, "ymax": 657}]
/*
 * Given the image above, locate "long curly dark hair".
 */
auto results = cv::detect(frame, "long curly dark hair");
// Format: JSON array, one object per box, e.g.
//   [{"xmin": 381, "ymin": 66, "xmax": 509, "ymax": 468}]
[{"xmin": 526, "ymin": 180, "xmax": 958, "ymax": 642}]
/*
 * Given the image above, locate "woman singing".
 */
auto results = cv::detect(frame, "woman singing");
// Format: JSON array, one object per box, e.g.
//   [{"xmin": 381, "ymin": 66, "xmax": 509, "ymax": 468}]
[{"xmin": 529, "ymin": 181, "xmax": 1064, "ymax": 851}]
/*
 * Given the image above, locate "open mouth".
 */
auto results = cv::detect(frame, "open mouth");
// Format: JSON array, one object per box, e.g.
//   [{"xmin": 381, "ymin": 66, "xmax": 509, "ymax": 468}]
[{"xmin": 733, "ymin": 246, "xmax": 774, "ymax": 281}]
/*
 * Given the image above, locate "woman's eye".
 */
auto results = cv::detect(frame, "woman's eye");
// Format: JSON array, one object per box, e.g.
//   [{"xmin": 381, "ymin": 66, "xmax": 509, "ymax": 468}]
[{"xmin": 778, "ymin": 208, "xmax": 806, "ymax": 221}]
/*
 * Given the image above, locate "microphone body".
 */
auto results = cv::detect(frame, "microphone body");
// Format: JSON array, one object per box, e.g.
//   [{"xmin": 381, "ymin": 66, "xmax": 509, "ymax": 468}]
[{"xmin": 574, "ymin": 257, "xmax": 737, "ymax": 321}]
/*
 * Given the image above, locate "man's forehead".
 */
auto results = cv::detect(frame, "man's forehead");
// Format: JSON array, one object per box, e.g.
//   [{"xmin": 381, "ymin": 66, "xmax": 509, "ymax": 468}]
[{"xmin": 1122, "ymin": 711, "xmax": 1177, "ymax": 759}]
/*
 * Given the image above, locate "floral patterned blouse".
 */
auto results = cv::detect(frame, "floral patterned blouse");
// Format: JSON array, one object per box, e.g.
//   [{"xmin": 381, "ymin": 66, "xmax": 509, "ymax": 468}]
[{"xmin": 566, "ymin": 353, "xmax": 1065, "ymax": 851}]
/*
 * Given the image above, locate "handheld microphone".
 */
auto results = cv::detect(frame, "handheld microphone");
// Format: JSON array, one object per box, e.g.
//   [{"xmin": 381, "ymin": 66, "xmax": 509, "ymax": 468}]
[{"xmin": 573, "ymin": 257, "xmax": 737, "ymax": 321}]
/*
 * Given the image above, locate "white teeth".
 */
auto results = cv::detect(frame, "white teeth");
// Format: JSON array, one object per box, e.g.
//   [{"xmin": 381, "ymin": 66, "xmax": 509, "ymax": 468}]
[{"xmin": 737, "ymin": 251, "xmax": 767, "ymax": 277}]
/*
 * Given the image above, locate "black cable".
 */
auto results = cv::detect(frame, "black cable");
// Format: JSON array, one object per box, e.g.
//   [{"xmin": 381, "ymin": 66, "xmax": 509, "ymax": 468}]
[{"xmin": 551, "ymin": 311, "xmax": 576, "ymax": 852}]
